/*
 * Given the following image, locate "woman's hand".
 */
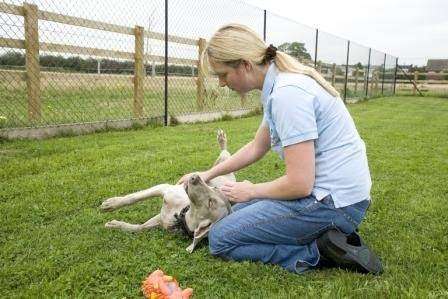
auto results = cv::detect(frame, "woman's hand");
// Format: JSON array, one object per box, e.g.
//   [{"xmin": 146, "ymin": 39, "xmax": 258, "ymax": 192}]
[
  {"xmin": 177, "ymin": 171, "xmax": 209, "ymax": 186},
  {"xmin": 220, "ymin": 180, "xmax": 256, "ymax": 203}
]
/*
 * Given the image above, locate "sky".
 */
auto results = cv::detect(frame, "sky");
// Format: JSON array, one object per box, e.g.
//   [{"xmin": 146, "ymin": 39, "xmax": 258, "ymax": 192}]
[
  {"xmin": 2, "ymin": 0, "xmax": 445, "ymax": 67},
  {"xmin": 241, "ymin": 0, "xmax": 448, "ymax": 66}
]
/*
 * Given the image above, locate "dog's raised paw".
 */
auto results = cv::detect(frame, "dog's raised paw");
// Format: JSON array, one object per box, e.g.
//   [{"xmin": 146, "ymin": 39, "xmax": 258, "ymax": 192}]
[
  {"xmin": 217, "ymin": 129, "xmax": 227, "ymax": 150},
  {"xmin": 100, "ymin": 197, "xmax": 124, "ymax": 211}
]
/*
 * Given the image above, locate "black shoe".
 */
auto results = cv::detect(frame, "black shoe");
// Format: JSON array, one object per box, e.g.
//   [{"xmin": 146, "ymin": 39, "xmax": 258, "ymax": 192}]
[{"xmin": 316, "ymin": 229, "xmax": 383, "ymax": 275}]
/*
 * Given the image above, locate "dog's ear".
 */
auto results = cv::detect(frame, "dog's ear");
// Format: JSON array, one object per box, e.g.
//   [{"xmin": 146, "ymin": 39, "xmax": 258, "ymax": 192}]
[
  {"xmin": 186, "ymin": 219, "xmax": 212, "ymax": 253},
  {"xmin": 213, "ymin": 187, "xmax": 232, "ymax": 211}
]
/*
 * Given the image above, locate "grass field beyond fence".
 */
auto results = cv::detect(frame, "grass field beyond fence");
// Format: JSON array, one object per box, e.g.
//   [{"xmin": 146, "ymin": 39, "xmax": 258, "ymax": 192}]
[
  {"xmin": 0, "ymin": 71, "xmax": 261, "ymax": 129},
  {"xmin": 1, "ymin": 96, "xmax": 447, "ymax": 297}
]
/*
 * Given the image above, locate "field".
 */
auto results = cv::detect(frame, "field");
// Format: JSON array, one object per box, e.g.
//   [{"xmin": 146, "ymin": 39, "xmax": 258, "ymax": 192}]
[
  {"xmin": 0, "ymin": 70, "xmax": 261, "ymax": 129},
  {"xmin": 1, "ymin": 96, "xmax": 447, "ymax": 297}
]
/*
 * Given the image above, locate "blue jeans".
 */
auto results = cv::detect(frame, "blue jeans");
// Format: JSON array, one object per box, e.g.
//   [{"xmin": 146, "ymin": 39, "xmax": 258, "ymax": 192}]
[{"xmin": 208, "ymin": 195, "xmax": 369, "ymax": 273}]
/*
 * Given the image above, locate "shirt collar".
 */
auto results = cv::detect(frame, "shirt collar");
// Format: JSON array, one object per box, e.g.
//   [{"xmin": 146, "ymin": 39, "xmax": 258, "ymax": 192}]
[{"xmin": 261, "ymin": 62, "xmax": 277, "ymax": 104}]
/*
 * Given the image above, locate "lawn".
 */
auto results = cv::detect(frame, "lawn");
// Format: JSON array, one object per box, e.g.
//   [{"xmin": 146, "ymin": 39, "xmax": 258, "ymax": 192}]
[{"xmin": 0, "ymin": 96, "xmax": 447, "ymax": 297}]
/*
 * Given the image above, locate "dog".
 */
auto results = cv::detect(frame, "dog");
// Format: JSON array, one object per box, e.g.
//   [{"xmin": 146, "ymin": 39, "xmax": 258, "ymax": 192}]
[{"xmin": 100, "ymin": 129, "xmax": 235, "ymax": 253}]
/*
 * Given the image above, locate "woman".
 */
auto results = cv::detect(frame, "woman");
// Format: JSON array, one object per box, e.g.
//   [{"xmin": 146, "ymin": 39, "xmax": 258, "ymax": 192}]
[{"xmin": 178, "ymin": 24, "xmax": 382, "ymax": 274}]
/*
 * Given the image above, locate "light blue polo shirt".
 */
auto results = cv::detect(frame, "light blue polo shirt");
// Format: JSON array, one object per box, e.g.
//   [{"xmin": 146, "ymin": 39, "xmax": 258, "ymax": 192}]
[{"xmin": 261, "ymin": 63, "xmax": 371, "ymax": 208}]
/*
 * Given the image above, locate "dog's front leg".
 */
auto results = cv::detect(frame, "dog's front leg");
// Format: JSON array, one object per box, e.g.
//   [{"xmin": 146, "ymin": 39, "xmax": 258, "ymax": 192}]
[
  {"xmin": 100, "ymin": 184, "xmax": 170, "ymax": 211},
  {"xmin": 105, "ymin": 214, "xmax": 161, "ymax": 232}
]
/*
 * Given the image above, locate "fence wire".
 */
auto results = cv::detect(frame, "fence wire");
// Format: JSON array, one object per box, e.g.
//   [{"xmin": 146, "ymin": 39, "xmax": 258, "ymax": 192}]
[{"xmin": 0, "ymin": 0, "xmax": 403, "ymax": 132}]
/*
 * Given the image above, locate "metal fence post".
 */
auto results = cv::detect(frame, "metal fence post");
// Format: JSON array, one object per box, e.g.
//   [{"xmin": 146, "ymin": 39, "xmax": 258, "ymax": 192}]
[
  {"xmin": 263, "ymin": 10, "xmax": 266, "ymax": 42},
  {"xmin": 365, "ymin": 48, "xmax": 371, "ymax": 98},
  {"xmin": 331, "ymin": 63, "xmax": 336, "ymax": 86},
  {"xmin": 164, "ymin": 0, "xmax": 168, "ymax": 126},
  {"xmin": 381, "ymin": 53, "xmax": 386, "ymax": 95},
  {"xmin": 393, "ymin": 57, "xmax": 398, "ymax": 95},
  {"xmin": 343, "ymin": 40, "xmax": 350, "ymax": 103},
  {"xmin": 314, "ymin": 29, "xmax": 319, "ymax": 68}
]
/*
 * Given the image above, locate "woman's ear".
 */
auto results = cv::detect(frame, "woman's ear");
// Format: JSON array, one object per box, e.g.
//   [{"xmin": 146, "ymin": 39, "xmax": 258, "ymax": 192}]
[{"xmin": 240, "ymin": 59, "xmax": 253, "ymax": 72}]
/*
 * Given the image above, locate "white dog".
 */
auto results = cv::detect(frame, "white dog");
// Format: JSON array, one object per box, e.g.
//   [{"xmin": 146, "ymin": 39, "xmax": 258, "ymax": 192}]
[{"xmin": 100, "ymin": 129, "xmax": 235, "ymax": 252}]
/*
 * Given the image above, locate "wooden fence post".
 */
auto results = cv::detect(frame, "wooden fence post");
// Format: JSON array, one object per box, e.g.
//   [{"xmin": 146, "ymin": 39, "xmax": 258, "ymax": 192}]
[
  {"xmin": 374, "ymin": 70, "xmax": 379, "ymax": 93},
  {"xmin": 24, "ymin": 3, "xmax": 41, "ymax": 122},
  {"xmin": 97, "ymin": 59, "xmax": 101, "ymax": 74},
  {"xmin": 354, "ymin": 67, "xmax": 359, "ymax": 93},
  {"xmin": 331, "ymin": 63, "xmax": 336, "ymax": 86},
  {"xmin": 196, "ymin": 38, "xmax": 206, "ymax": 110},
  {"xmin": 133, "ymin": 25, "xmax": 144, "ymax": 118},
  {"xmin": 413, "ymin": 71, "xmax": 418, "ymax": 95}
]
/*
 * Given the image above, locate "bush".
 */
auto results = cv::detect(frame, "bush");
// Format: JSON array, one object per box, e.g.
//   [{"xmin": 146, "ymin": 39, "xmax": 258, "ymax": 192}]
[
  {"xmin": 219, "ymin": 113, "xmax": 233, "ymax": 121},
  {"xmin": 418, "ymin": 74, "xmax": 427, "ymax": 80}
]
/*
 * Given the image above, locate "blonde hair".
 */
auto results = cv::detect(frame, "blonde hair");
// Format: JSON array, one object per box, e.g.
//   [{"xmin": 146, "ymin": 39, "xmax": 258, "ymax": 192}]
[{"xmin": 202, "ymin": 23, "xmax": 340, "ymax": 98}]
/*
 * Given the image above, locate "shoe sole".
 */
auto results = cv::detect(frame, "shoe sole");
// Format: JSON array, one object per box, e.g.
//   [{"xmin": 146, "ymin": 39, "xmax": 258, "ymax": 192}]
[{"xmin": 317, "ymin": 229, "xmax": 383, "ymax": 275}]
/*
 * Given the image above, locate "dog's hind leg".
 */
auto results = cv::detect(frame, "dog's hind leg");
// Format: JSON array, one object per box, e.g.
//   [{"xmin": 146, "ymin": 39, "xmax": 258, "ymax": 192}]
[
  {"xmin": 217, "ymin": 128, "xmax": 227, "ymax": 151},
  {"xmin": 100, "ymin": 184, "xmax": 171, "ymax": 212},
  {"xmin": 105, "ymin": 214, "xmax": 161, "ymax": 232},
  {"xmin": 209, "ymin": 129, "xmax": 236, "ymax": 186},
  {"xmin": 213, "ymin": 129, "xmax": 232, "ymax": 166}
]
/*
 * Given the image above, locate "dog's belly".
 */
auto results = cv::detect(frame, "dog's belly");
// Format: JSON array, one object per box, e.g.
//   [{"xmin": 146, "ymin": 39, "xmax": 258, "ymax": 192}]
[
  {"xmin": 159, "ymin": 185, "xmax": 189, "ymax": 229},
  {"xmin": 208, "ymin": 173, "xmax": 235, "ymax": 188}
]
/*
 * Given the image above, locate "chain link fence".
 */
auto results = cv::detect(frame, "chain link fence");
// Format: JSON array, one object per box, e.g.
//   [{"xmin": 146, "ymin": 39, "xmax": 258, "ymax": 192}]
[{"xmin": 1, "ymin": 0, "xmax": 399, "ymax": 137}]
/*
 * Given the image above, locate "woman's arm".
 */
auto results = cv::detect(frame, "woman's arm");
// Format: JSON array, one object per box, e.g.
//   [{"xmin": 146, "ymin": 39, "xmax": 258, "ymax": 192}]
[{"xmin": 221, "ymin": 140, "xmax": 315, "ymax": 202}]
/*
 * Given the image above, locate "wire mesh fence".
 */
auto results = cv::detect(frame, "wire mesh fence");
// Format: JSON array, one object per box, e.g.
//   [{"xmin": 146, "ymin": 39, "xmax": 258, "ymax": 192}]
[{"xmin": 0, "ymin": 0, "xmax": 400, "ymax": 134}]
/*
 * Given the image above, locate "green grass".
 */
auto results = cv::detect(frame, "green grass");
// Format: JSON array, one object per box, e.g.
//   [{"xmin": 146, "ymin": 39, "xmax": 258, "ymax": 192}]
[
  {"xmin": 396, "ymin": 90, "xmax": 448, "ymax": 99},
  {"xmin": 1, "ymin": 96, "xmax": 447, "ymax": 297}
]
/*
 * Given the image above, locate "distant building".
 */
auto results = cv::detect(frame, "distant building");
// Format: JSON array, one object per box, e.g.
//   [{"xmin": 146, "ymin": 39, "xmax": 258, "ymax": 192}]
[
  {"xmin": 399, "ymin": 64, "xmax": 413, "ymax": 73},
  {"xmin": 426, "ymin": 59, "xmax": 448, "ymax": 72}
]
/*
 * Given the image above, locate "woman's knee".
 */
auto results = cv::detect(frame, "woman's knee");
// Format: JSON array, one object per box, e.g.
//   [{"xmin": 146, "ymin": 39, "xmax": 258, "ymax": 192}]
[{"xmin": 208, "ymin": 220, "xmax": 233, "ymax": 256}]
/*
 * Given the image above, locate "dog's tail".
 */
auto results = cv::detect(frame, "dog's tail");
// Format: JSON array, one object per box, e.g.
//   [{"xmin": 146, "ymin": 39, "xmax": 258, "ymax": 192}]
[{"xmin": 217, "ymin": 129, "xmax": 227, "ymax": 151}]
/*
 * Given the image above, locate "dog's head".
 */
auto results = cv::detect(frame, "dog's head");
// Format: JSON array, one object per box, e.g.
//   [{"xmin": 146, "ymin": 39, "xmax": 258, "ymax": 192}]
[{"xmin": 183, "ymin": 173, "xmax": 231, "ymax": 252}]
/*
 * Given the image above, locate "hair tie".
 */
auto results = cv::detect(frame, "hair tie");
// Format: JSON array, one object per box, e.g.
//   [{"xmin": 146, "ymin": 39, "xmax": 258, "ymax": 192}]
[{"xmin": 265, "ymin": 44, "xmax": 277, "ymax": 62}]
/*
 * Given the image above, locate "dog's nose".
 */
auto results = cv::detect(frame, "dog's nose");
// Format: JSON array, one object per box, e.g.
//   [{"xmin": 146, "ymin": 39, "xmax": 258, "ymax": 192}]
[{"xmin": 190, "ymin": 174, "xmax": 200, "ymax": 185}]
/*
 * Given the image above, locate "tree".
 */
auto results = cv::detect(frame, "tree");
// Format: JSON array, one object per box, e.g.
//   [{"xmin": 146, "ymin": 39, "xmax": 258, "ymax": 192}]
[
  {"xmin": 0, "ymin": 52, "xmax": 25, "ymax": 66},
  {"xmin": 278, "ymin": 42, "xmax": 312, "ymax": 61},
  {"xmin": 355, "ymin": 62, "xmax": 363, "ymax": 69}
]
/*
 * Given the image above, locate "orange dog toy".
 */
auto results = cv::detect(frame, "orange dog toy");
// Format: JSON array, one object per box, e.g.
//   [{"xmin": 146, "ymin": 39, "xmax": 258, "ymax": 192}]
[{"xmin": 141, "ymin": 269, "xmax": 193, "ymax": 299}]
